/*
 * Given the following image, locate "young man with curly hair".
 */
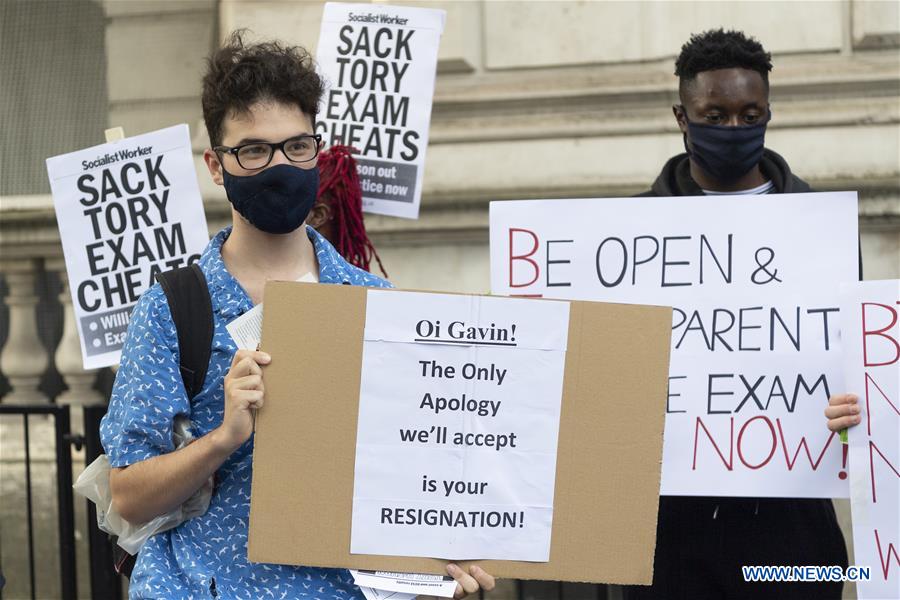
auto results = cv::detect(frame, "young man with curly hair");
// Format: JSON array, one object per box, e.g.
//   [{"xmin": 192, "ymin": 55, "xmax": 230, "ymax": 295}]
[
  {"xmin": 626, "ymin": 29, "xmax": 849, "ymax": 600},
  {"xmin": 101, "ymin": 33, "xmax": 493, "ymax": 599}
]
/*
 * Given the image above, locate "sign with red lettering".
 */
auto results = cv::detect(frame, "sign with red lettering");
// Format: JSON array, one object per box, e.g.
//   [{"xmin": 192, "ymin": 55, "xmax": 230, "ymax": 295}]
[
  {"xmin": 841, "ymin": 280, "xmax": 900, "ymax": 599},
  {"xmin": 315, "ymin": 2, "xmax": 445, "ymax": 219},
  {"xmin": 489, "ymin": 193, "xmax": 859, "ymax": 497},
  {"xmin": 46, "ymin": 124, "xmax": 209, "ymax": 369}
]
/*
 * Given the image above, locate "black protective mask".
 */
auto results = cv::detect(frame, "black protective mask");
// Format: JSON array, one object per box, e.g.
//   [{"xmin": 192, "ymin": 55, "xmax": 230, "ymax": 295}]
[
  {"xmin": 222, "ymin": 164, "xmax": 319, "ymax": 234},
  {"xmin": 683, "ymin": 111, "xmax": 770, "ymax": 183}
]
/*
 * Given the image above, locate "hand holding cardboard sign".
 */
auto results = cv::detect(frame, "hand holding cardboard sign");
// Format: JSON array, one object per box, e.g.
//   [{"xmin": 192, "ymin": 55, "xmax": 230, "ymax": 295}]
[
  {"xmin": 445, "ymin": 563, "xmax": 495, "ymax": 599},
  {"xmin": 217, "ymin": 349, "xmax": 271, "ymax": 452}
]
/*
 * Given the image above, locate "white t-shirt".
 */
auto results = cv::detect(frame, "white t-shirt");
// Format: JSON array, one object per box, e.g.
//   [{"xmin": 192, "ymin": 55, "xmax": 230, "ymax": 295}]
[{"xmin": 702, "ymin": 180, "xmax": 774, "ymax": 196}]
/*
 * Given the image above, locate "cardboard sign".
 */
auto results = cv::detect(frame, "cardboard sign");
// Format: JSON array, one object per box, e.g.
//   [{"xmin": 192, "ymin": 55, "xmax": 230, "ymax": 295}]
[
  {"xmin": 352, "ymin": 291, "xmax": 570, "ymax": 561},
  {"xmin": 249, "ymin": 282, "xmax": 672, "ymax": 584},
  {"xmin": 840, "ymin": 280, "xmax": 900, "ymax": 599},
  {"xmin": 315, "ymin": 2, "xmax": 445, "ymax": 219},
  {"xmin": 489, "ymin": 192, "xmax": 859, "ymax": 498},
  {"xmin": 46, "ymin": 124, "xmax": 209, "ymax": 368}
]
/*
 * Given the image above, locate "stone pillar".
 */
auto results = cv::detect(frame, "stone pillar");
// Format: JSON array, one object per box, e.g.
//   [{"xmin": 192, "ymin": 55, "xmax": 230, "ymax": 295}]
[
  {"xmin": 48, "ymin": 259, "xmax": 103, "ymax": 432},
  {"xmin": 0, "ymin": 258, "xmax": 49, "ymax": 404}
]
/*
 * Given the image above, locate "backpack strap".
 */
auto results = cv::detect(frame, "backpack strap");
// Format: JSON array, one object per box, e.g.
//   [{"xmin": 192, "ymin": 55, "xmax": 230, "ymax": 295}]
[
  {"xmin": 156, "ymin": 263, "xmax": 214, "ymax": 400},
  {"xmin": 111, "ymin": 264, "xmax": 212, "ymax": 578}
]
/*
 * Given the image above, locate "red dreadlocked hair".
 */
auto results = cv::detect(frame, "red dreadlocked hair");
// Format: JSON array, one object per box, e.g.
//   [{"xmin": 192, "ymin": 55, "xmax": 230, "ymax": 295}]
[{"xmin": 315, "ymin": 145, "xmax": 387, "ymax": 277}]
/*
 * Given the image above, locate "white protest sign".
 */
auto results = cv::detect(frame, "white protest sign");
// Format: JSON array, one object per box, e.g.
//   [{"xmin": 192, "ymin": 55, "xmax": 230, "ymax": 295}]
[
  {"xmin": 359, "ymin": 587, "xmax": 415, "ymax": 600},
  {"xmin": 351, "ymin": 290, "xmax": 569, "ymax": 561},
  {"xmin": 46, "ymin": 124, "xmax": 209, "ymax": 369},
  {"xmin": 315, "ymin": 2, "xmax": 445, "ymax": 219},
  {"xmin": 350, "ymin": 570, "xmax": 456, "ymax": 598},
  {"xmin": 840, "ymin": 280, "xmax": 900, "ymax": 599},
  {"xmin": 489, "ymin": 193, "xmax": 859, "ymax": 498}
]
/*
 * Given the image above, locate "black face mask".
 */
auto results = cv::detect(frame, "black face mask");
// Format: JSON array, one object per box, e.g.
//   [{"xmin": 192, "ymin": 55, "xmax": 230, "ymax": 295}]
[
  {"xmin": 222, "ymin": 164, "xmax": 319, "ymax": 234},
  {"xmin": 682, "ymin": 110, "xmax": 770, "ymax": 183}
]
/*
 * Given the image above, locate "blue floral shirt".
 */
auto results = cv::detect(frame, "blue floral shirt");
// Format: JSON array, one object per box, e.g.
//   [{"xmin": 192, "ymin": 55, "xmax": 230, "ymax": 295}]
[{"xmin": 101, "ymin": 226, "xmax": 391, "ymax": 599}]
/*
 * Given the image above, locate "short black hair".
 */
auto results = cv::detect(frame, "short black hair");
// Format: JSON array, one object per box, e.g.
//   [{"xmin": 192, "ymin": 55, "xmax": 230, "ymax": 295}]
[
  {"xmin": 675, "ymin": 29, "xmax": 772, "ymax": 97},
  {"xmin": 202, "ymin": 30, "xmax": 323, "ymax": 147}
]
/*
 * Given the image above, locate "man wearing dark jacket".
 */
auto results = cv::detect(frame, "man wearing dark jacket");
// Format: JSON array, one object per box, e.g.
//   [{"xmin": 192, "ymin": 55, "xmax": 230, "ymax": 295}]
[
  {"xmin": 625, "ymin": 30, "xmax": 848, "ymax": 600},
  {"xmin": 641, "ymin": 147, "xmax": 811, "ymax": 197}
]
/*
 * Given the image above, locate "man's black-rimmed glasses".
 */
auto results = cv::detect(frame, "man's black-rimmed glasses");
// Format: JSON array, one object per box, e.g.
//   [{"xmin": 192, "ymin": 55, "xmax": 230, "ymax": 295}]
[{"xmin": 214, "ymin": 134, "xmax": 322, "ymax": 170}]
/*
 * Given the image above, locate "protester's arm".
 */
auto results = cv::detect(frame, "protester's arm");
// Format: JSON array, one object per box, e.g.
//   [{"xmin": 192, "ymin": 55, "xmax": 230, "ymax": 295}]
[
  {"xmin": 110, "ymin": 427, "xmax": 234, "ymax": 523},
  {"xmin": 110, "ymin": 349, "xmax": 270, "ymax": 523},
  {"xmin": 825, "ymin": 393, "xmax": 861, "ymax": 433}
]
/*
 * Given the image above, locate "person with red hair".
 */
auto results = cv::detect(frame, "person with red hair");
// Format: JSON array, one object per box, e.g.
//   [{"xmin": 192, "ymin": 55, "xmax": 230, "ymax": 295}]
[{"xmin": 308, "ymin": 145, "xmax": 387, "ymax": 277}]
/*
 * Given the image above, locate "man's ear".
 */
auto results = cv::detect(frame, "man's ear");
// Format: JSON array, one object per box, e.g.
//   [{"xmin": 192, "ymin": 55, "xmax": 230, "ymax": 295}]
[
  {"xmin": 203, "ymin": 149, "xmax": 225, "ymax": 186},
  {"xmin": 673, "ymin": 105, "xmax": 689, "ymax": 134},
  {"xmin": 307, "ymin": 200, "xmax": 332, "ymax": 229}
]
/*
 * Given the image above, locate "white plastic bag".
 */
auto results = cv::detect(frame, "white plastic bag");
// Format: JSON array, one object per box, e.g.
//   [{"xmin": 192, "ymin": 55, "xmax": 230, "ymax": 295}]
[{"xmin": 73, "ymin": 416, "xmax": 213, "ymax": 555}]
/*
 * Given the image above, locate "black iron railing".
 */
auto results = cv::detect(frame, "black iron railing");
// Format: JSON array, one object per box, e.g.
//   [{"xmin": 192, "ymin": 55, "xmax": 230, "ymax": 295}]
[{"xmin": 0, "ymin": 404, "xmax": 77, "ymax": 600}]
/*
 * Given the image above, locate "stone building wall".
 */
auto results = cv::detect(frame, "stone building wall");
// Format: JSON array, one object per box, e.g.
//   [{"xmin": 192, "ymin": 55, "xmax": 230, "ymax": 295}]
[{"xmin": 99, "ymin": 1, "xmax": 898, "ymax": 291}]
